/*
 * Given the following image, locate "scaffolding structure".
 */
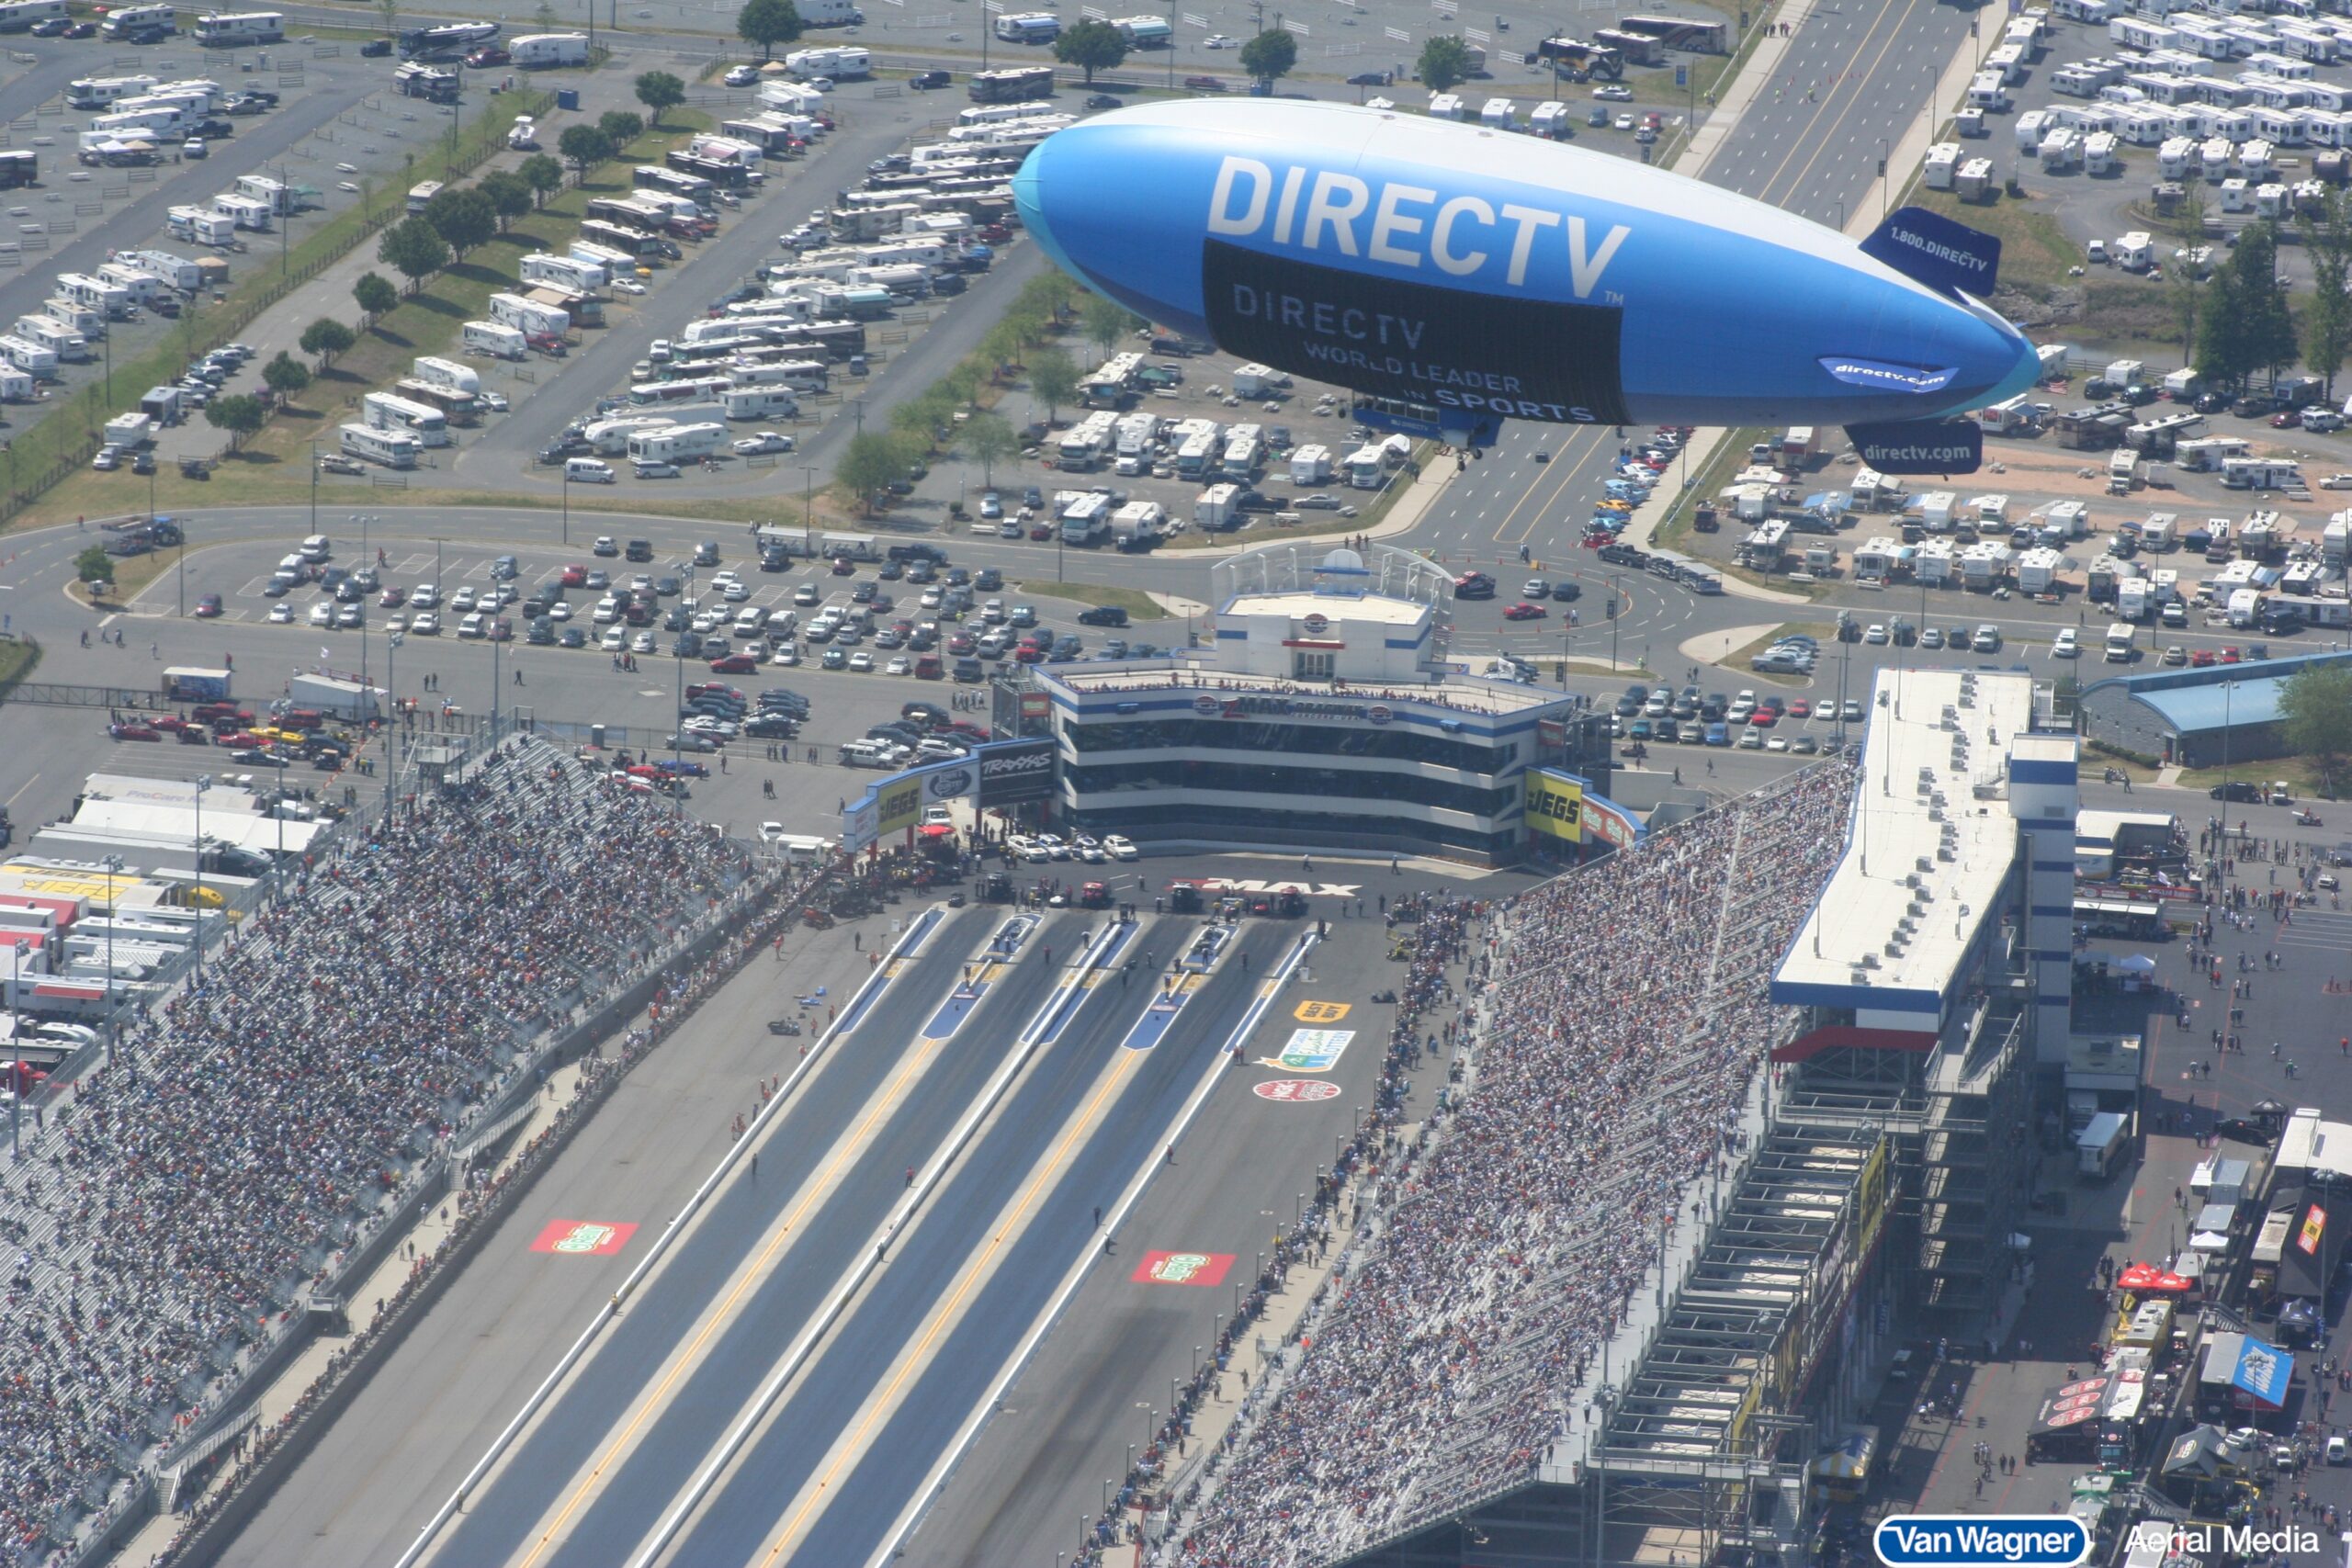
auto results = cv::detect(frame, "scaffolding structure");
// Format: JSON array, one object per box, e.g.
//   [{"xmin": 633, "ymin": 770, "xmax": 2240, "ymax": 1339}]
[
  {"xmin": 1774, "ymin": 999, "xmax": 2033, "ymax": 1322},
  {"xmin": 1337, "ymin": 1126, "xmax": 1894, "ymax": 1568}
]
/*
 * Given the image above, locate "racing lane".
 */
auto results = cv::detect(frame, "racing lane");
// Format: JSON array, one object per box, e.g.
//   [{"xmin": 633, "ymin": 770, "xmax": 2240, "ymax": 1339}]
[
  {"xmin": 647, "ymin": 919, "xmax": 1299, "ymax": 1567},
  {"xmin": 429, "ymin": 903, "xmax": 1085, "ymax": 1568}
]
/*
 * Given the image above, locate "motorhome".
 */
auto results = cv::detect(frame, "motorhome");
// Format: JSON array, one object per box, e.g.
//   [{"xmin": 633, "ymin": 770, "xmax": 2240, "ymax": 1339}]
[
  {"xmin": 66, "ymin": 75, "xmax": 160, "ymax": 109},
  {"xmin": 720, "ymin": 386, "xmax": 801, "ymax": 422},
  {"xmin": 340, "ymin": 423, "xmax": 421, "ymax": 469},
  {"xmin": 194, "ymin": 12, "xmax": 284, "ymax": 46},
  {"xmin": 0, "ymin": 336, "xmax": 55, "ymax": 376},
  {"xmin": 96, "ymin": 263, "xmax": 168, "ymax": 308}
]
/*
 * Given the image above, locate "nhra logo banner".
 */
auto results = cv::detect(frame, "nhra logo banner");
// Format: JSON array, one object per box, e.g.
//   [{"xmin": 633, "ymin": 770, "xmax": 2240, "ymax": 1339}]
[
  {"xmin": 978, "ymin": 739, "xmax": 1056, "ymax": 807},
  {"xmin": 1524, "ymin": 769, "xmax": 1584, "ymax": 841}
]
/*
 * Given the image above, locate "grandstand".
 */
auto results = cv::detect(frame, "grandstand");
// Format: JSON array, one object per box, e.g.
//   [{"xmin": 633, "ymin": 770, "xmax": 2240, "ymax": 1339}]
[{"xmin": 1161, "ymin": 668, "xmax": 2082, "ymax": 1568}]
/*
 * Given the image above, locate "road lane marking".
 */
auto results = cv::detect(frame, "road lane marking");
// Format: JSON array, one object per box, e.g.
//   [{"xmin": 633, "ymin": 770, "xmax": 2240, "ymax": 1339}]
[{"xmin": 745, "ymin": 1043, "xmax": 1151, "ymax": 1565}]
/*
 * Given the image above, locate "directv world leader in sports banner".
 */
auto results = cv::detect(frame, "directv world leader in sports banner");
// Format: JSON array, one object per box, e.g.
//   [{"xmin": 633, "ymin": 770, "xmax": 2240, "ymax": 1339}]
[{"xmin": 978, "ymin": 739, "xmax": 1057, "ymax": 808}]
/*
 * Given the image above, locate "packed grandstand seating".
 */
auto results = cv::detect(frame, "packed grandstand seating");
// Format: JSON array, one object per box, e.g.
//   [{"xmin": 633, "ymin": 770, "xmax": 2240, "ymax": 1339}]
[
  {"xmin": 1168, "ymin": 759, "xmax": 1858, "ymax": 1567},
  {"xmin": 0, "ymin": 734, "xmax": 756, "ymax": 1561}
]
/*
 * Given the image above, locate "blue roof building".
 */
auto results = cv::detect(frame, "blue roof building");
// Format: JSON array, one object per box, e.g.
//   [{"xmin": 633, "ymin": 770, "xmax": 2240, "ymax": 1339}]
[{"xmin": 2077, "ymin": 649, "xmax": 2352, "ymax": 769}]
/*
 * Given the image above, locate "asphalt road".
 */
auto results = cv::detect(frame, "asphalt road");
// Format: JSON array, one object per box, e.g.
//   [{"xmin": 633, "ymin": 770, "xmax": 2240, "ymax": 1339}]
[
  {"xmin": 422, "ymin": 901, "xmax": 1085, "ymax": 1567},
  {"xmin": 673, "ymin": 918, "xmax": 1298, "ymax": 1566},
  {"xmin": 893, "ymin": 895, "xmax": 1416, "ymax": 1568},
  {"xmin": 211, "ymin": 900, "xmax": 896, "ymax": 1568}
]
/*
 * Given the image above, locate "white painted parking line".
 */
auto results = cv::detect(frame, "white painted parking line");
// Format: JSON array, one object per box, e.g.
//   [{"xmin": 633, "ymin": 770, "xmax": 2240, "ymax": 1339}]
[{"xmin": 235, "ymin": 576, "xmax": 271, "ymax": 598}]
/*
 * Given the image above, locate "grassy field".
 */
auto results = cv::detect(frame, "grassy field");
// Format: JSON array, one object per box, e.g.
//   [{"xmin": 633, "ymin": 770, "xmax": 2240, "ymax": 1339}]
[
  {"xmin": 2176, "ymin": 756, "xmax": 2346, "ymax": 801},
  {"xmin": 70, "ymin": 543, "xmax": 179, "ymax": 610},
  {"xmin": 1651, "ymin": 427, "xmax": 1758, "ymax": 555},
  {"xmin": 1023, "ymin": 580, "xmax": 1168, "ymax": 619},
  {"xmin": 0, "ymin": 637, "xmax": 40, "ymax": 693}
]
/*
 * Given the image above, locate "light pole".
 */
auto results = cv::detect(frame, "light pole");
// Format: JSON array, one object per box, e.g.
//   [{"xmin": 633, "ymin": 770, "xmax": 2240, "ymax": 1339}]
[
  {"xmin": 6, "ymin": 935, "xmax": 19, "ymax": 1159},
  {"xmin": 359, "ymin": 514, "xmax": 372, "ymax": 685},
  {"xmin": 98, "ymin": 854, "xmax": 121, "ymax": 1066},
  {"xmin": 309, "ymin": 440, "xmax": 318, "ymax": 536},
  {"xmin": 191, "ymin": 774, "xmax": 210, "ymax": 985},
  {"xmin": 561, "ymin": 466, "xmax": 571, "ymax": 547},
  {"xmin": 798, "ymin": 464, "xmax": 819, "ymax": 552},
  {"xmin": 385, "ymin": 630, "xmax": 403, "ymax": 824},
  {"xmin": 175, "ymin": 513, "xmax": 187, "ymax": 620}
]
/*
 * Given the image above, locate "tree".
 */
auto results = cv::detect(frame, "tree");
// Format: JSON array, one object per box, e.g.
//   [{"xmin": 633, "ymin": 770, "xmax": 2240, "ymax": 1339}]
[
  {"xmin": 378, "ymin": 216, "xmax": 449, "ymax": 292},
  {"xmin": 2278, "ymin": 663, "xmax": 2352, "ymax": 794},
  {"xmin": 980, "ymin": 319, "xmax": 1027, "ymax": 378},
  {"xmin": 481, "ymin": 170, "xmax": 534, "ymax": 232},
  {"xmin": 836, "ymin": 430, "xmax": 918, "ymax": 514},
  {"xmin": 1239, "ymin": 28, "xmax": 1297, "ymax": 89},
  {"xmin": 300, "ymin": 317, "xmax": 356, "ymax": 369},
  {"xmin": 353, "ymin": 272, "xmax": 398, "ymax": 327},
  {"xmin": 737, "ymin": 0, "xmax": 801, "ymax": 59},
  {"xmin": 262, "ymin": 352, "xmax": 311, "ymax": 400},
  {"xmin": 2194, "ymin": 253, "xmax": 2245, "ymax": 390},
  {"xmin": 519, "ymin": 152, "xmax": 565, "ymax": 207},
  {"xmin": 2305, "ymin": 189, "xmax": 2352, "ymax": 400},
  {"xmin": 1028, "ymin": 345, "xmax": 1080, "ymax": 423},
  {"xmin": 890, "ymin": 392, "xmax": 949, "ymax": 448},
  {"xmin": 74, "ymin": 544, "xmax": 112, "ymax": 583},
  {"xmin": 597, "ymin": 109, "xmax": 643, "ymax": 150},
  {"xmin": 635, "ymin": 70, "xmax": 686, "ymax": 128},
  {"xmin": 962, "ymin": 411, "xmax": 1017, "ymax": 487},
  {"xmin": 1083, "ymin": 293, "xmax": 1141, "ymax": 359},
  {"xmin": 424, "ymin": 186, "xmax": 496, "ymax": 259},
  {"xmin": 2235, "ymin": 221, "xmax": 2299, "ymax": 386},
  {"xmin": 2169, "ymin": 181, "xmax": 2209, "ymax": 369},
  {"xmin": 204, "ymin": 393, "xmax": 266, "ymax": 451},
  {"xmin": 1054, "ymin": 18, "xmax": 1128, "ymax": 82},
  {"xmin": 1418, "ymin": 35, "xmax": 1474, "ymax": 92},
  {"xmin": 558, "ymin": 124, "xmax": 615, "ymax": 178}
]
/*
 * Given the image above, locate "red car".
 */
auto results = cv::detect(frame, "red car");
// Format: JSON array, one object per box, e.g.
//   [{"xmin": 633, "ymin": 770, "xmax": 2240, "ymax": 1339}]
[
  {"xmin": 2221, "ymin": 646, "xmax": 2241, "ymax": 662},
  {"xmin": 2271, "ymin": 410, "xmax": 2302, "ymax": 429},
  {"xmin": 2190, "ymin": 649, "xmax": 2217, "ymax": 666},
  {"xmin": 685, "ymin": 682, "xmax": 743, "ymax": 701},
  {"xmin": 708, "ymin": 653, "xmax": 758, "ymax": 673},
  {"xmin": 379, "ymin": 586, "xmax": 406, "ymax": 607},
  {"xmin": 109, "ymin": 722, "xmax": 161, "ymax": 741},
  {"xmin": 465, "ymin": 45, "xmax": 509, "ymax": 65},
  {"xmin": 191, "ymin": 703, "xmax": 252, "ymax": 725},
  {"xmin": 1790, "ymin": 698, "xmax": 1811, "ymax": 717},
  {"xmin": 194, "ymin": 592, "xmax": 223, "ymax": 617},
  {"xmin": 1501, "ymin": 602, "xmax": 1548, "ymax": 620},
  {"xmin": 1747, "ymin": 708, "xmax": 1776, "ymax": 726},
  {"xmin": 220, "ymin": 728, "xmax": 268, "ymax": 748},
  {"xmin": 948, "ymin": 632, "xmax": 976, "ymax": 655},
  {"xmin": 831, "ymin": 557, "xmax": 857, "ymax": 575},
  {"xmin": 1012, "ymin": 645, "xmax": 1045, "ymax": 663},
  {"xmin": 560, "ymin": 563, "xmax": 587, "ymax": 587},
  {"xmin": 1029, "ymin": 523, "xmax": 1055, "ymax": 540},
  {"xmin": 149, "ymin": 715, "xmax": 190, "ymax": 732}
]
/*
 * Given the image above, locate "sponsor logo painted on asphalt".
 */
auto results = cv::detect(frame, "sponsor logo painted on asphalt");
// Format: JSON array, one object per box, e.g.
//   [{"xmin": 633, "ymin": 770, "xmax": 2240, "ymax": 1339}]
[
  {"xmin": 530, "ymin": 1220, "xmax": 639, "ymax": 1256},
  {"xmin": 1259, "ymin": 1028, "xmax": 1354, "ymax": 1072},
  {"xmin": 1132, "ymin": 1250, "xmax": 1237, "ymax": 1287},
  {"xmin": 1294, "ymin": 1000, "xmax": 1351, "ymax": 1022},
  {"xmin": 1254, "ymin": 1079, "xmax": 1343, "ymax": 1102}
]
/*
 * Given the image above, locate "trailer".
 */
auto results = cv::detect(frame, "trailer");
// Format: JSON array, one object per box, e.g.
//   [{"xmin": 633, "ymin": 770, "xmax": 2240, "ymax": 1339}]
[
  {"xmin": 340, "ymin": 423, "xmax": 421, "ymax": 469},
  {"xmin": 510, "ymin": 31, "xmax": 589, "ymax": 66},
  {"xmin": 488, "ymin": 291, "xmax": 568, "ymax": 339},
  {"xmin": 410, "ymin": 355, "xmax": 481, "ymax": 396},
  {"xmin": 463, "ymin": 321, "xmax": 527, "ymax": 361},
  {"xmin": 162, "ymin": 667, "xmax": 232, "ymax": 703},
  {"xmin": 288, "ymin": 673, "xmax": 388, "ymax": 721}
]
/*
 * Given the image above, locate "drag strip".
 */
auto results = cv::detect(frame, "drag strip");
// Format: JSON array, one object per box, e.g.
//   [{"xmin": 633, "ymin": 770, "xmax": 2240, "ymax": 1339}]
[
  {"xmin": 419, "ymin": 904, "xmax": 1073, "ymax": 1568},
  {"xmin": 645, "ymin": 920, "xmax": 1300, "ymax": 1568}
]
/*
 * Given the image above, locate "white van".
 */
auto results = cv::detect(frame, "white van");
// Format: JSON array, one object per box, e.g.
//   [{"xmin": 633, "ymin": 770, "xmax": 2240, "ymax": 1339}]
[
  {"xmin": 566, "ymin": 457, "xmax": 616, "ymax": 483},
  {"xmin": 300, "ymin": 534, "xmax": 331, "ymax": 562}
]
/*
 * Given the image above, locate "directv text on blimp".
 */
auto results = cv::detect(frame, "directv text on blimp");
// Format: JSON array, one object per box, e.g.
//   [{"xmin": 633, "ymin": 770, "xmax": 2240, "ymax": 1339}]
[{"xmin": 1871, "ymin": 1515, "xmax": 2091, "ymax": 1568}]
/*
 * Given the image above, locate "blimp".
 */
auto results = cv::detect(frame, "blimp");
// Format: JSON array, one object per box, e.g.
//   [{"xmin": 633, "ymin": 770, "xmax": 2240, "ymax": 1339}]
[{"xmin": 1012, "ymin": 99, "xmax": 2041, "ymax": 473}]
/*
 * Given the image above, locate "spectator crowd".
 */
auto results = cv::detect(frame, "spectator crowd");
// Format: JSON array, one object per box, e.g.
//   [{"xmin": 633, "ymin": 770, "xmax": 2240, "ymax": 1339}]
[
  {"xmin": 0, "ymin": 734, "xmax": 760, "ymax": 1564},
  {"xmin": 1167, "ymin": 760, "xmax": 1858, "ymax": 1567}
]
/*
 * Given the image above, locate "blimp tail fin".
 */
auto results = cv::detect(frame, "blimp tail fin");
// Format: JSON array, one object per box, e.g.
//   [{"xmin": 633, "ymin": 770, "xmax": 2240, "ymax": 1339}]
[{"xmin": 1860, "ymin": 206, "xmax": 2004, "ymax": 299}]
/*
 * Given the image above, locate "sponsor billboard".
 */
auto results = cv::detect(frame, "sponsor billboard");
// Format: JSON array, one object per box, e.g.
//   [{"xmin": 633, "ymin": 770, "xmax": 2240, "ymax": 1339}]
[
  {"xmin": 2231, "ymin": 1335, "xmax": 2292, "ymax": 1406},
  {"xmin": 978, "ymin": 738, "xmax": 1057, "ymax": 807},
  {"xmin": 1581, "ymin": 789, "xmax": 1644, "ymax": 851},
  {"xmin": 1524, "ymin": 768, "xmax": 1584, "ymax": 841},
  {"xmin": 2297, "ymin": 1201, "xmax": 2325, "ymax": 1257}
]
